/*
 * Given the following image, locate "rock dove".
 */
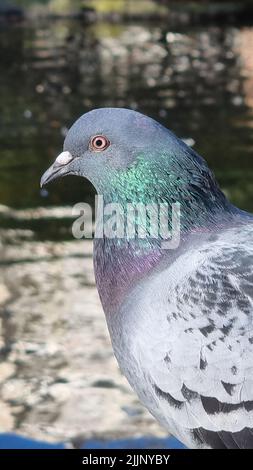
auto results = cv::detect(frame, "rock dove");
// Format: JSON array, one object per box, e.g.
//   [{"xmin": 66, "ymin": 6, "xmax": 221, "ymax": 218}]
[{"xmin": 41, "ymin": 108, "xmax": 253, "ymax": 449}]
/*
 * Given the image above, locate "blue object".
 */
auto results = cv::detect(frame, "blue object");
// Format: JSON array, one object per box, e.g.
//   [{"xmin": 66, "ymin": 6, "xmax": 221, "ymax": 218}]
[
  {"xmin": 0, "ymin": 433, "xmax": 185, "ymax": 449},
  {"xmin": 0, "ymin": 433, "xmax": 66, "ymax": 449},
  {"xmin": 81, "ymin": 436, "xmax": 185, "ymax": 449}
]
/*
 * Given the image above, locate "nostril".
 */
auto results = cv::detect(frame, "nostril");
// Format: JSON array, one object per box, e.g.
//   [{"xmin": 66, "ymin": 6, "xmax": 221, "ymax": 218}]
[{"xmin": 54, "ymin": 151, "xmax": 73, "ymax": 167}]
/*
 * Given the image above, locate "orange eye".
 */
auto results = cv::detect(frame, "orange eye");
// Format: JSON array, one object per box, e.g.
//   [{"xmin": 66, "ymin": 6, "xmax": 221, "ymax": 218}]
[{"xmin": 89, "ymin": 135, "xmax": 110, "ymax": 152}]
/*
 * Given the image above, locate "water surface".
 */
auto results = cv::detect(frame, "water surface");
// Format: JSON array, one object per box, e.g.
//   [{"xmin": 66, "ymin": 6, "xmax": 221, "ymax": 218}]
[{"xmin": 1, "ymin": 18, "xmax": 253, "ymax": 239}]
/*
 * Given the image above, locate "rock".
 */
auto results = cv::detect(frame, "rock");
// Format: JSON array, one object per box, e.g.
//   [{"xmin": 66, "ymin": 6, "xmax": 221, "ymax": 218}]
[
  {"xmin": 0, "ymin": 204, "xmax": 10, "ymax": 214},
  {"xmin": 0, "ymin": 401, "xmax": 14, "ymax": 431},
  {"xmin": 91, "ymin": 378, "xmax": 117, "ymax": 389},
  {"xmin": 0, "ymin": 284, "xmax": 11, "ymax": 305},
  {"xmin": 49, "ymin": 383, "xmax": 71, "ymax": 403},
  {"xmin": 0, "ymin": 363, "xmax": 15, "ymax": 383}
]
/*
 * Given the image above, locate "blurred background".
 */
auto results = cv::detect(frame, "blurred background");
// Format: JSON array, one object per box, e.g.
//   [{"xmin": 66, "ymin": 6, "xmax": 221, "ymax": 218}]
[{"xmin": 1, "ymin": 0, "xmax": 253, "ymax": 448}]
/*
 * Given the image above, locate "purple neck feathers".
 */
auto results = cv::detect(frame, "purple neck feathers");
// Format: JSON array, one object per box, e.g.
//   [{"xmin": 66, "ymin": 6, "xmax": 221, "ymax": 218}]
[{"xmin": 93, "ymin": 238, "xmax": 163, "ymax": 314}]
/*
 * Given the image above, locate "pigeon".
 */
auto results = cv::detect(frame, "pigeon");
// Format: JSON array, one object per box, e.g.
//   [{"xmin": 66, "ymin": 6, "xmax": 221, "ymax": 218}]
[{"xmin": 41, "ymin": 108, "xmax": 253, "ymax": 449}]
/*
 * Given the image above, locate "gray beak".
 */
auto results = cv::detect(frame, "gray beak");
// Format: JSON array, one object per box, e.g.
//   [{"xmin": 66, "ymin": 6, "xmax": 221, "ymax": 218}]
[{"xmin": 40, "ymin": 151, "xmax": 74, "ymax": 188}]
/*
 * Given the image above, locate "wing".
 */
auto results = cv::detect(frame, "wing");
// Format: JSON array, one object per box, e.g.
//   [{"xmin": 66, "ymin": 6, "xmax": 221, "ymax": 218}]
[{"xmin": 140, "ymin": 227, "xmax": 253, "ymax": 448}]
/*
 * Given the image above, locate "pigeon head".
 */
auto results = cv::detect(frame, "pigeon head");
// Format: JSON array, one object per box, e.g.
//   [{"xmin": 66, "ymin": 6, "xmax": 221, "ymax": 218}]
[
  {"xmin": 41, "ymin": 107, "xmax": 180, "ymax": 194},
  {"xmin": 41, "ymin": 107, "xmax": 235, "ymax": 229}
]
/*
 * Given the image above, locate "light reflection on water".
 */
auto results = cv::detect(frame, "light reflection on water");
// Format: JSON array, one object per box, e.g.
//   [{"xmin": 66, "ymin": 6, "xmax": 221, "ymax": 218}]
[{"xmin": 0, "ymin": 19, "xmax": 253, "ymax": 235}]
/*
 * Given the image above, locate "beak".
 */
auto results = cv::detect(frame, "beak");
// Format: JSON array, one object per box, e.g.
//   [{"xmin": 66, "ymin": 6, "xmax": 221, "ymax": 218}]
[{"xmin": 40, "ymin": 151, "xmax": 74, "ymax": 188}]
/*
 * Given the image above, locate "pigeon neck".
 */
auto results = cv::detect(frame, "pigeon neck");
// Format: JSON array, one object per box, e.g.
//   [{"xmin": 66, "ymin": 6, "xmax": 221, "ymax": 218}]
[
  {"xmin": 94, "ymin": 237, "xmax": 163, "ymax": 315},
  {"xmin": 93, "ymin": 152, "xmax": 240, "ymax": 313},
  {"xmin": 99, "ymin": 152, "xmax": 238, "ymax": 234},
  {"xmin": 93, "ymin": 198, "xmax": 243, "ymax": 315}
]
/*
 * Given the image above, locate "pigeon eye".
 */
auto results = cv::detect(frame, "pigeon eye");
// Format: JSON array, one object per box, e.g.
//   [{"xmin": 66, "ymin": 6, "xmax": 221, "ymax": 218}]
[{"xmin": 89, "ymin": 135, "xmax": 110, "ymax": 152}]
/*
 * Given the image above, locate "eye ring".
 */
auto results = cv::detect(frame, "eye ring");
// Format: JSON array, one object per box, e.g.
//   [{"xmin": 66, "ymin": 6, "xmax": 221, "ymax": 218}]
[{"xmin": 89, "ymin": 135, "xmax": 110, "ymax": 152}]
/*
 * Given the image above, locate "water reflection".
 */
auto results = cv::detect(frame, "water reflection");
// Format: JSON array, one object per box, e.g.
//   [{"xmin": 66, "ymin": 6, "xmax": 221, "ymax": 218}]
[{"xmin": 0, "ymin": 19, "xmax": 253, "ymax": 225}]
